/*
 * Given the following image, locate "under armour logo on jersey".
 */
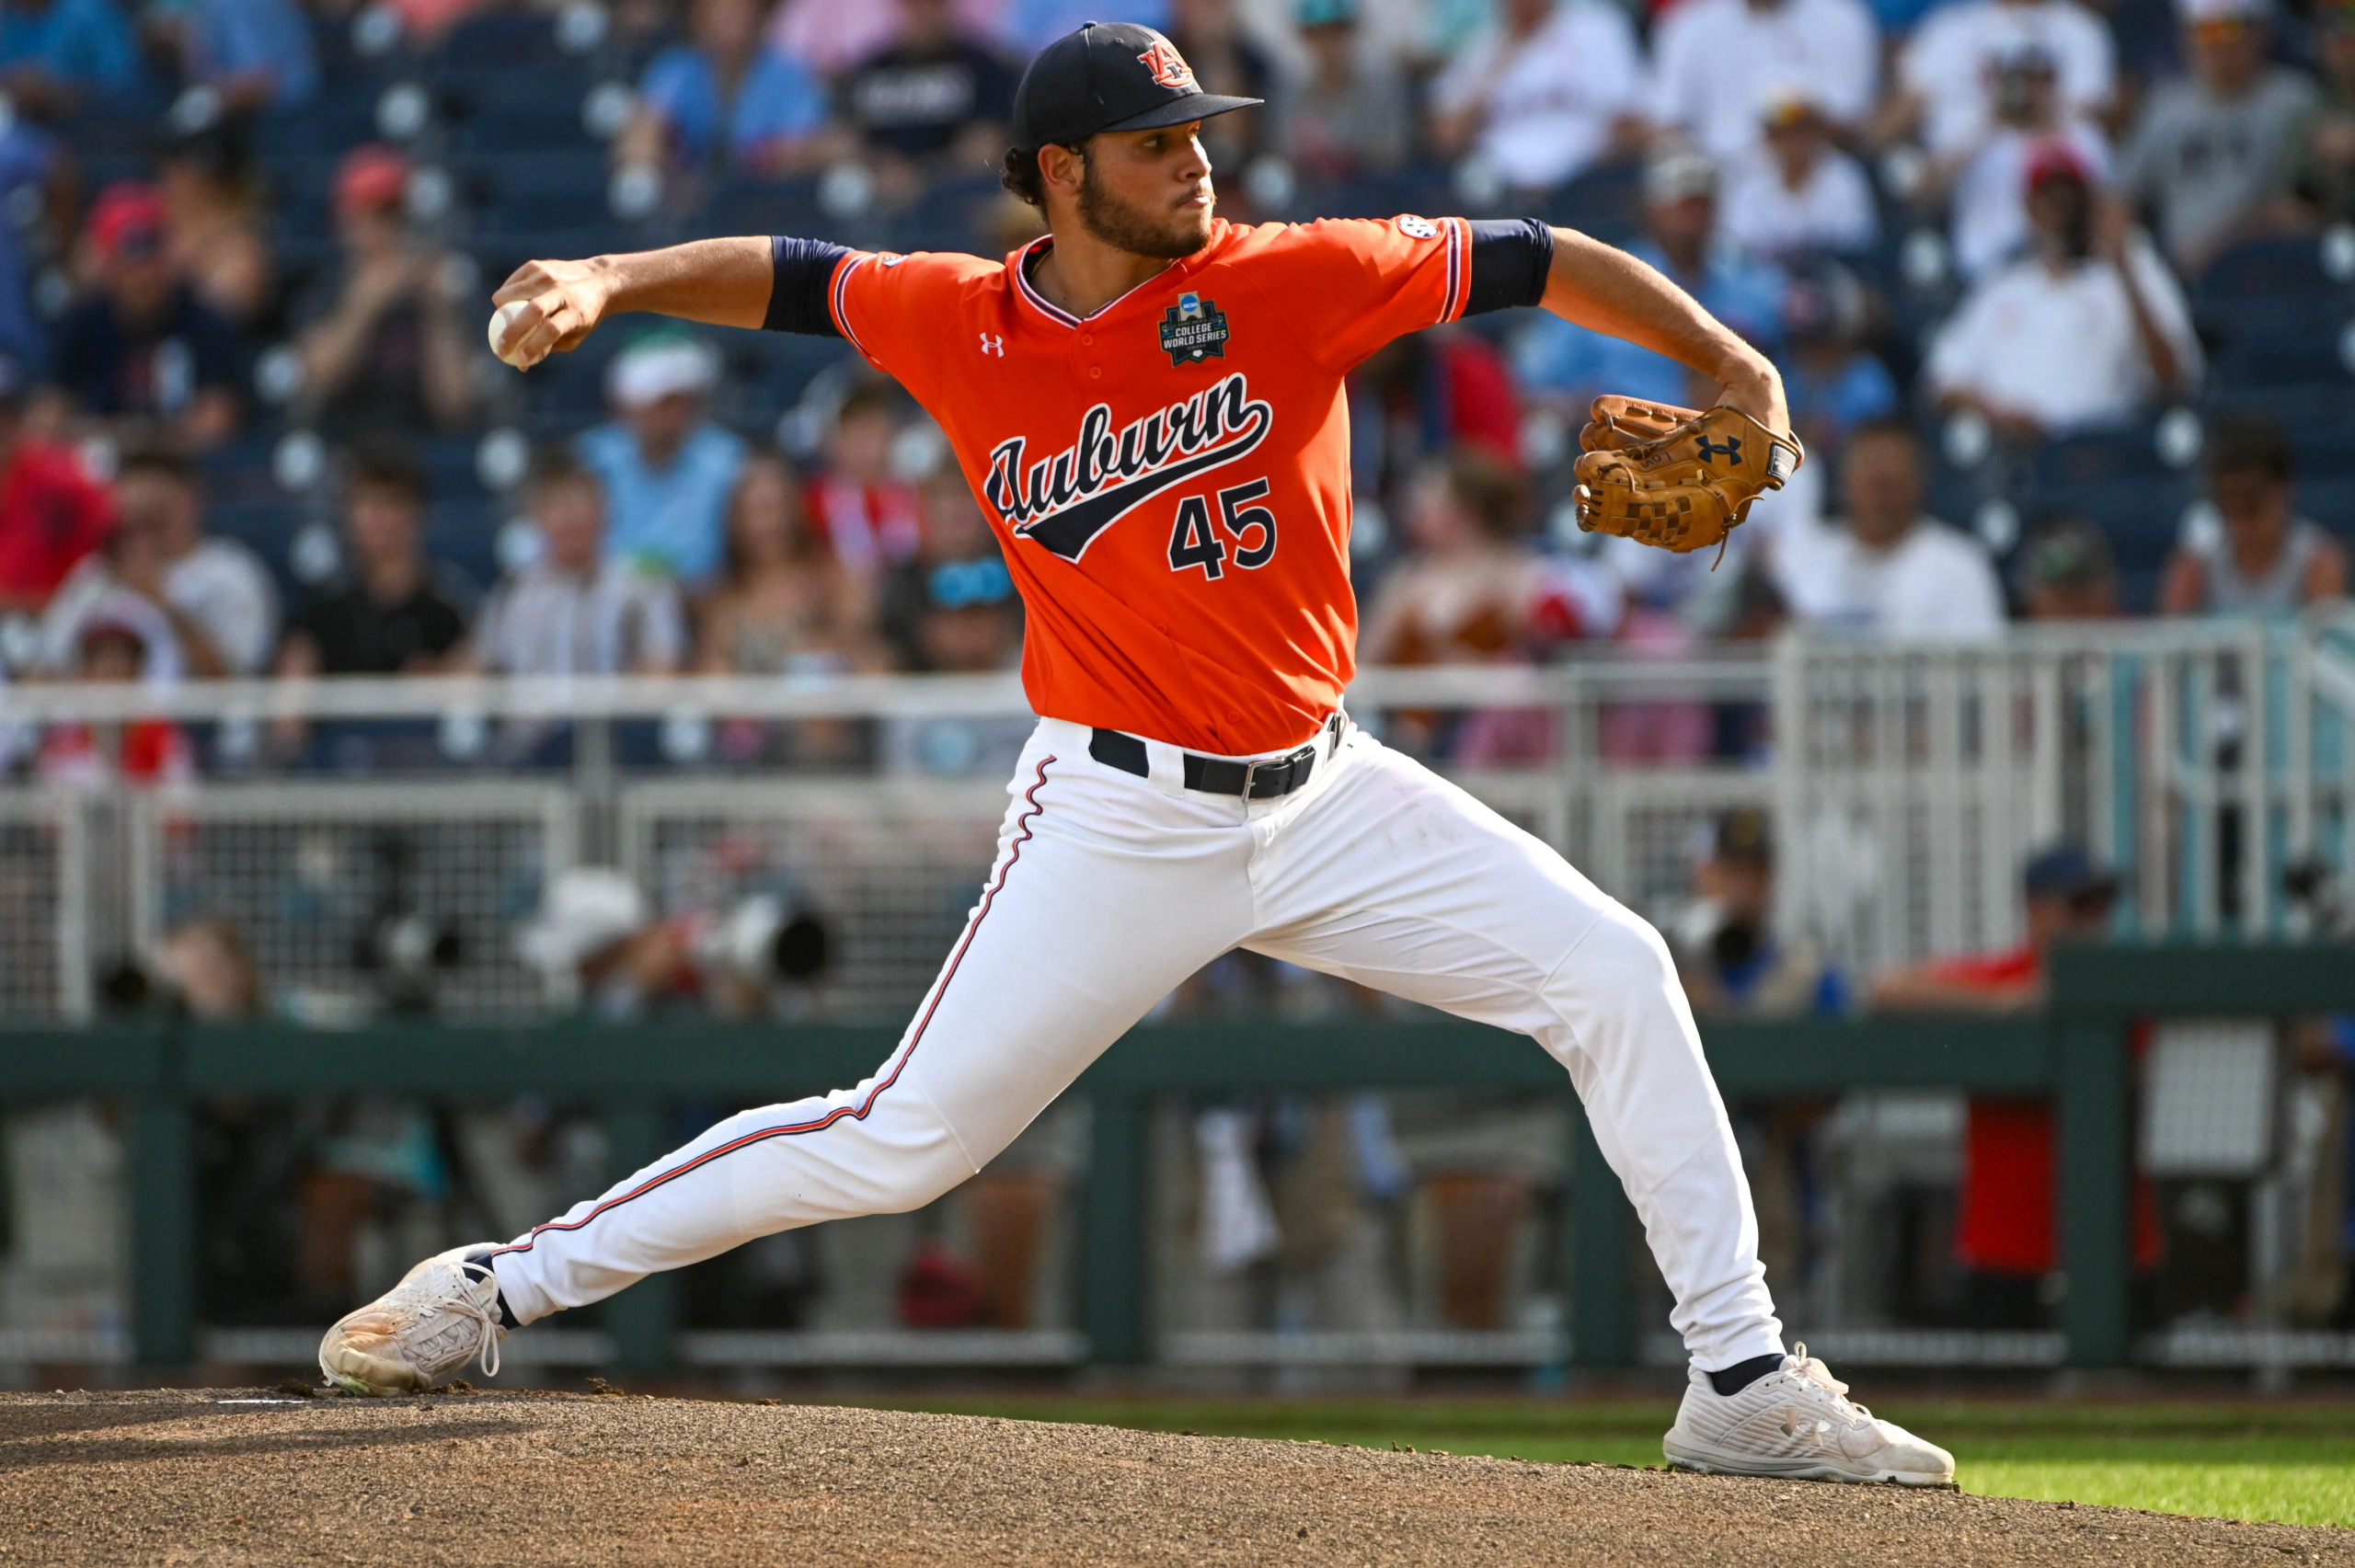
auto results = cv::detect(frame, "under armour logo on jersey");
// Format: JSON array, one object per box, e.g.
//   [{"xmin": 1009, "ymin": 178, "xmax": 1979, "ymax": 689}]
[
  {"xmin": 1136, "ymin": 40, "xmax": 1195, "ymax": 89},
  {"xmin": 982, "ymin": 372, "xmax": 1274, "ymax": 562},
  {"xmin": 1696, "ymin": 433, "xmax": 1742, "ymax": 464},
  {"xmin": 979, "ymin": 333, "xmax": 1005, "ymax": 357}
]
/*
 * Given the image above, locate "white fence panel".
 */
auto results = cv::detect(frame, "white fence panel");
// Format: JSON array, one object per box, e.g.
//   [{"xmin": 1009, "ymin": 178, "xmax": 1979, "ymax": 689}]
[
  {"xmin": 618, "ymin": 776, "xmax": 1013, "ymax": 1024},
  {"xmin": 129, "ymin": 781, "xmax": 576, "ymax": 1023}
]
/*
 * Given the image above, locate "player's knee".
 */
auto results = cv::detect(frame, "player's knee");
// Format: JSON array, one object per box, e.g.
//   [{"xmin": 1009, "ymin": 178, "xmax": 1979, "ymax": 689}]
[
  {"xmin": 1560, "ymin": 900, "xmax": 1680, "ymax": 1003},
  {"xmin": 866, "ymin": 1145, "xmax": 972, "ymax": 1215}
]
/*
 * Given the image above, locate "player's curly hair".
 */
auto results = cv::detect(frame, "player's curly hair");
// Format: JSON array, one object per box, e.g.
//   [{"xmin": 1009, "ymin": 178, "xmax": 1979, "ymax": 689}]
[
  {"xmin": 1000, "ymin": 144, "xmax": 1041, "ymax": 207},
  {"xmin": 1001, "ymin": 140, "xmax": 1088, "ymax": 209}
]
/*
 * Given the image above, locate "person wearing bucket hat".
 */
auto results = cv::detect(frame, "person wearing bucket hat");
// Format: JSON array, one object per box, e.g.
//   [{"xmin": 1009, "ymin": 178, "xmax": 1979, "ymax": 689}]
[{"xmin": 387, "ymin": 18, "xmax": 1954, "ymax": 1491}]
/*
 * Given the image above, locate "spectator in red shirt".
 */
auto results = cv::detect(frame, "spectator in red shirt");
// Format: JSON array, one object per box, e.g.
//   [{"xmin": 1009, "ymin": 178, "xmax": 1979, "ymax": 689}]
[
  {"xmin": 35, "ymin": 612, "xmax": 195, "ymax": 790},
  {"xmin": 0, "ymin": 353, "xmax": 112, "ymax": 613},
  {"xmin": 1873, "ymin": 843, "xmax": 2161, "ymax": 1327},
  {"xmin": 1346, "ymin": 326, "xmax": 1522, "ymax": 544},
  {"xmin": 806, "ymin": 383, "xmax": 922, "ymax": 578}
]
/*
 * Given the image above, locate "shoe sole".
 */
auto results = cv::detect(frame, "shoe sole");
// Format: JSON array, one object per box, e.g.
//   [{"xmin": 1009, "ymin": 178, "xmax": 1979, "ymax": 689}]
[{"xmin": 1662, "ymin": 1438, "xmax": 1952, "ymax": 1488}]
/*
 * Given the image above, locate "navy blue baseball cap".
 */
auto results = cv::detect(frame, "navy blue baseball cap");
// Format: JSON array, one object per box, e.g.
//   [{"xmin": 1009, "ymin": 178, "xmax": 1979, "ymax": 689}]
[
  {"xmin": 2023, "ymin": 844, "xmax": 2118, "ymax": 903},
  {"xmin": 1010, "ymin": 21, "xmax": 1262, "ymax": 149}
]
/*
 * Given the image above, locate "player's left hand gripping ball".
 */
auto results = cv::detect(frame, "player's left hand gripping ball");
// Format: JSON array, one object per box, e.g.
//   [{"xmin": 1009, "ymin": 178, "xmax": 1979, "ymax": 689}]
[{"xmin": 1571, "ymin": 397, "xmax": 1802, "ymax": 555}]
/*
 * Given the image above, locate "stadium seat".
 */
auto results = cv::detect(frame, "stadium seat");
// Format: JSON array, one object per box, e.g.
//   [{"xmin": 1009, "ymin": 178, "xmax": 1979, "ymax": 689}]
[
  {"xmin": 1541, "ymin": 164, "xmax": 1641, "ymax": 246},
  {"xmin": 2206, "ymin": 382, "xmax": 2355, "ymax": 429},
  {"xmin": 207, "ymin": 499, "xmax": 309, "ymax": 597},
  {"xmin": 707, "ymin": 178, "xmax": 830, "ymax": 243},
  {"xmin": 2212, "ymin": 330, "xmax": 2350, "ymax": 391},
  {"xmin": 2293, "ymin": 475, "xmax": 2355, "ymax": 532},
  {"xmin": 459, "ymin": 148, "xmax": 612, "ymax": 232},
  {"xmin": 1320, "ymin": 167, "xmax": 1456, "ymax": 223},
  {"xmin": 424, "ymin": 495, "xmax": 506, "ymax": 588},
  {"xmin": 2197, "ymin": 235, "xmax": 2341, "ymax": 303},
  {"xmin": 2288, "ymin": 417, "xmax": 2355, "ymax": 479},
  {"xmin": 892, "ymin": 175, "xmax": 1005, "ymax": 258},
  {"xmin": 425, "ymin": 12, "xmax": 571, "ymax": 74},
  {"xmin": 447, "ymin": 68, "xmax": 601, "ymax": 156}
]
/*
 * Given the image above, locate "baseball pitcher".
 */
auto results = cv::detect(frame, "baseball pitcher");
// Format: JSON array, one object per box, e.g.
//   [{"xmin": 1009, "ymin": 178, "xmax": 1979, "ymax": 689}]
[{"xmin": 324, "ymin": 21, "xmax": 1949, "ymax": 1485}]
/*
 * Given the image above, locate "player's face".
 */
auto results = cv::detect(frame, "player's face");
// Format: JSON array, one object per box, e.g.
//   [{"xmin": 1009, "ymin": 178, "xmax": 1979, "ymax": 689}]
[{"xmin": 1075, "ymin": 122, "xmax": 1216, "ymax": 260}]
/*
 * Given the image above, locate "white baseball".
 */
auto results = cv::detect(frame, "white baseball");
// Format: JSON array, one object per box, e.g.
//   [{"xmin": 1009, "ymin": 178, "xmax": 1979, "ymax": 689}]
[{"xmin": 488, "ymin": 300, "xmax": 538, "ymax": 369}]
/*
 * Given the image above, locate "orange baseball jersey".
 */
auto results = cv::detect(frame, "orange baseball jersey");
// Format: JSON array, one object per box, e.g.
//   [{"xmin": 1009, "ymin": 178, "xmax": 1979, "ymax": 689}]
[{"xmin": 770, "ymin": 213, "xmax": 1552, "ymax": 756}]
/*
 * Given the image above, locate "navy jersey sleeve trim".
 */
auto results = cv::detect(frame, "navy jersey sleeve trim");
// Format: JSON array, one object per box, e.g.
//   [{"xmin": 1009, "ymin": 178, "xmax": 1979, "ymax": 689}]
[
  {"xmin": 763, "ymin": 235, "xmax": 852, "ymax": 336},
  {"xmin": 1464, "ymin": 218, "xmax": 1555, "ymax": 316}
]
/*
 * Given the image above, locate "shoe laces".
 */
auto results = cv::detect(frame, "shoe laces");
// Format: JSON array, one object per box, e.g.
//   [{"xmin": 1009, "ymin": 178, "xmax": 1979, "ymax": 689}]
[
  {"xmin": 409, "ymin": 1262, "xmax": 503, "ymax": 1381},
  {"xmin": 1787, "ymin": 1343, "xmax": 1870, "ymax": 1425},
  {"xmin": 449, "ymin": 1293, "xmax": 502, "ymax": 1381}
]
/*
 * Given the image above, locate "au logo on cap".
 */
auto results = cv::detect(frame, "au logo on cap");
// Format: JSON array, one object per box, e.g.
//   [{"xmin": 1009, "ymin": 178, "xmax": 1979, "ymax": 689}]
[
  {"xmin": 1136, "ymin": 40, "xmax": 1195, "ymax": 88},
  {"xmin": 1158, "ymin": 292, "xmax": 1230, "ymax": 366}
]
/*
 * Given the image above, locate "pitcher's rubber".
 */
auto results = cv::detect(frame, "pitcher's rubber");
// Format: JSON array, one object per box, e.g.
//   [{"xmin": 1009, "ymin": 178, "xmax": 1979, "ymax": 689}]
[{"xmin": 0, "ymin": 1390, "xmax": 2344, "ymax": 1566}]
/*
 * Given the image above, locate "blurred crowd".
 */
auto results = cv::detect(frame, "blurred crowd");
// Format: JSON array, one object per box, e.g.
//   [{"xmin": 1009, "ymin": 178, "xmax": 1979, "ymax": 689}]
[{"xmin": 0, "ymin": 0, "xmax": 2345, "ymax": 787}]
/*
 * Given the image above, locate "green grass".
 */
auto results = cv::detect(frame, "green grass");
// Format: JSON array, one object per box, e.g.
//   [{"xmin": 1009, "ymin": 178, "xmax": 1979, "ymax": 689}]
[{"xmin": 841, "ymin": 1394, "xmax": 2355, "ymax": 1528}]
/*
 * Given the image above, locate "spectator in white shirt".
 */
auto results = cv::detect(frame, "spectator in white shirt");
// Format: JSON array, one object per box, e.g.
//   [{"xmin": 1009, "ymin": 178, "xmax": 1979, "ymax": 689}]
[
  {"xmin": 1892, "ymin": 0, "xmax": 2115, "ymax": 155},
  {"xmin": 1718, "ymin": 89, "xmax": 1879, "ymax": 263},
  {"xmin": 1429, "ymin": 0, "xmax": 1646, "ymax": 193},
  {"xmin": 1770, "ymin": 418, "xmax": 2007, "ymax": 638},
  {"xmin": 1650, "ymin": 0, "xmax": 1878, "ymax": 161},
  {"xmin": 471, "ymin": 451, "xmax": 687, "ymax": 678},
  {"xmin": 1926, "ymin": 144, "xmax": 2200, "ymax": 439},
  {"xmin": 1934, "ymin": 41, "xmax": 2114, "ymax": 281},
  {"xmin": 39, "ymin": 447, "xmax": 277, "ymax": 679}
]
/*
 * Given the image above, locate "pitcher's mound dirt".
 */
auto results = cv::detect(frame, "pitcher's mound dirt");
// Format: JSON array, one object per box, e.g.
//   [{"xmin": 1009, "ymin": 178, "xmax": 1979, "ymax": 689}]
[{"xmin": 0, "ymin": 1389, "xmax": 2343, "ymax": 1566}]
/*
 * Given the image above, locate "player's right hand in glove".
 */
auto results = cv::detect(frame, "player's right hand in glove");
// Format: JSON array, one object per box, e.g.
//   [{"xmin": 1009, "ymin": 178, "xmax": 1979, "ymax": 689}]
[{"xmin": 1571, "ymin": 396, "xmax": 1803, "ymax": 555}]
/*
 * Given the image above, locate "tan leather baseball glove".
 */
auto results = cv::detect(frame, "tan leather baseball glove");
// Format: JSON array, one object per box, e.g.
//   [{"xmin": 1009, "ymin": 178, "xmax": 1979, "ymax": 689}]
[{"xmin": 1571, "ymin": 396, "xmax": 1804, "ymax": 555}]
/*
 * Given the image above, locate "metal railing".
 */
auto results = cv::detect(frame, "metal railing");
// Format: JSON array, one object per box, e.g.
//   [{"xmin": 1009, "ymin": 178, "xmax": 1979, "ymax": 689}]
[
  {"xmin": 1775, "ymin": 612, "xmax": 2355, "ymax": 977},
  {"xmin": 4, "ymin": 618, "xmax": 2353, "ymax": 1029},
  {"xmin": 0, "ymin": 656, "xmax": 1776, "ymax": 1024}
]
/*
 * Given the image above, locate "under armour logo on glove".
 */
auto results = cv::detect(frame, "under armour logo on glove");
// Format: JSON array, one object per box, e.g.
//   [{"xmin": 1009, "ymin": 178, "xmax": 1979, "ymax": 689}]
[
  {"xmin": 979, "ymin": 333, "xmax": 1005, "ymax": 357},
  {"xmin": 1695, "ymin": 433, "xmax": 1742, "ymax": 464}
]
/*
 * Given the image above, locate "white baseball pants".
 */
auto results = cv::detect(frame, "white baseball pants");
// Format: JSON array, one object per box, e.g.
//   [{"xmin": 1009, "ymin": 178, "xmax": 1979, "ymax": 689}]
[{"xmin": 488, "ymin": 716, "xmax": 1785, "ymax": 1369}]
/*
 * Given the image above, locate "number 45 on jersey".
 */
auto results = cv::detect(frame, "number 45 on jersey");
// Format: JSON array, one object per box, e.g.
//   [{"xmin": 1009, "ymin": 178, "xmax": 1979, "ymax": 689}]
[{"xmin": 1167, "ymin": 478, "xmax": 1277, "ymax": 580}]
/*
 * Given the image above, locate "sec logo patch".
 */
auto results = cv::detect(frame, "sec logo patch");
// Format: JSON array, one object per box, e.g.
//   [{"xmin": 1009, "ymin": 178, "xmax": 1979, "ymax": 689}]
[{"xmin": 1396, "ymin": 215, "xmax": 1439, "ymax": 239}]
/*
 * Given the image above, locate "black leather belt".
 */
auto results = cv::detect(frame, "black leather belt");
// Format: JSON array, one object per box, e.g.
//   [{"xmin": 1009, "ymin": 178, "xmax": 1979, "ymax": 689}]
[{"xmin": 1089, "ymin": 715, "xmax": 1340, "ymax": 799}]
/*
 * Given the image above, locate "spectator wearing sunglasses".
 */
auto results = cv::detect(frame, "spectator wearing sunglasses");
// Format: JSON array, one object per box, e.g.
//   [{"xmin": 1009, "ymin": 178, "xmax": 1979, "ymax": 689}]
[
  {"xmin": 2119, "ymin": 0, "xmax": 2315, "ymax": 277},
  {"xmin": 880, "ymin": 466, "xmax": 1029, "ymax": 776},
  {"xmin": 881, "ymin": 465, "xmax": 1018, "ymax": 674}
]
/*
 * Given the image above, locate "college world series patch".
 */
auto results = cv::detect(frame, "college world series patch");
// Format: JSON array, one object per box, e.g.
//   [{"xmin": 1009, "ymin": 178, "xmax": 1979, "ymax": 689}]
[{"xmin": 1158, "ymin": 292, "xmax": 1230, "ymax": 366}]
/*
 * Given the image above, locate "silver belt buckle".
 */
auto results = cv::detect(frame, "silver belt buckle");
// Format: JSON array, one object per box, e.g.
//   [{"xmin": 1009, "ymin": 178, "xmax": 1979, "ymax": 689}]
[{"xmin": 1240, "ymin": 757, "xmax": 1265, "ymax": 799}]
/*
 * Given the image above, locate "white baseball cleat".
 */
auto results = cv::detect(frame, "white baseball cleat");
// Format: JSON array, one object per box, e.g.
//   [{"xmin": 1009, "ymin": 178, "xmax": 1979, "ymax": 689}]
[
  {"xmin": 318, "ymin": 1244, "xmax": 508, "ymax": 1395},
  {"xmin": 1662, "ymin": 1344, "xmax": 1955, "ymax": 1485}
]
